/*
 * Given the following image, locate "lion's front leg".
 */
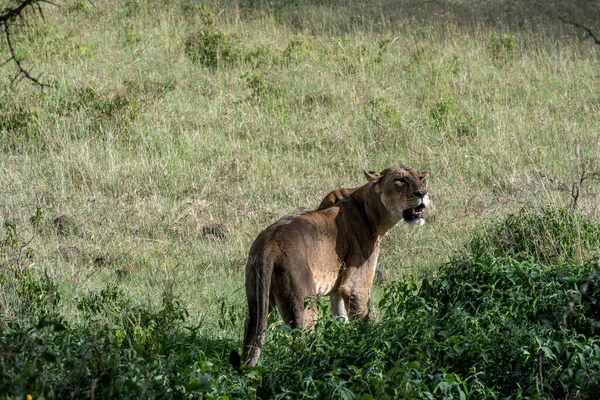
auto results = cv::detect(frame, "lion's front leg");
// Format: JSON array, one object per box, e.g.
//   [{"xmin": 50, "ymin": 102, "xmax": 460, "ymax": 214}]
[
  {"xmin": 338, "ymin": 278, "xmax": 373, "ymax": 322},
  {"xmin": 339, "ymin": 289, "xmax": 371, "ymax": 321},
  {"xmin": 338, "ymin": 258, "xmax": 378, "ymax": 322}
]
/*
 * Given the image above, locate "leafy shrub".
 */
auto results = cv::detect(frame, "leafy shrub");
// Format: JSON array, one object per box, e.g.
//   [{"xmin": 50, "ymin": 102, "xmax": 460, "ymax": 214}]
[
  {"xmin": 364, "ymin": 96, "xmax": 403, "ymax": 128},
  {"xmin": 185, "ymin": 28, "xmax": 241, "ymax": 67},
  {"xmin": 488, "ymin": 32, "xmax": 516, "ymax": 63},
  {"xmin": 1, "ymin": 217, "xmax": 58, "ymax": 321},
  {"xmin": 1, "ymin": 208, "xmax": 42, "ymax": 257},
  {"xmin": 0, "ymin": 104, "xmax": 42, "ymax": 152},
  {"xmin": 428, "ymin": 96, "xmax": 479, "ymax": 140},
  {"xmin": 468, "ymin": 206, "xmax": 600, "ymax": 265},
  {"xmin": 259, "ymin": 255, "xmax": 600, "ymax": 399},
  {"xmin": 180, "ymin": 1, "xmax": 217, "ymax": 27},
  {"xmin": 0, "ymin": 282, "xmax": 248, "ymax": 399},
  {"xmin": 76, "ymin": 285, "xmax": 130, "ymax": 316},
  {"xmin": 281, "ymin": 37, "xmax": 315, "ymax": 65},
  {"xmin": 429, "ymin": 96, "xmax": 457, "ymax": 131},
  {"xmin": 53, "ymin": 81, "xmax": 174, "ymax": 144},
  {"xmin": 244, "ymin": 72, "xmax": 282, "ymax": 100},
  {"xmin": 15, "ymin": 269, "xmax": 61, "ymax": 319},
  {"xmin": 245, "ymin": 44, "xmax": 275, "ymax": 68}
]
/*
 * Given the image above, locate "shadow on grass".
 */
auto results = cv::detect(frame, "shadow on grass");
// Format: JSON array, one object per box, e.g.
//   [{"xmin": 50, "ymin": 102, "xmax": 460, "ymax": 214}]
[{"xmin": 238, "ymin": 0, "xmax": 599, "ymax": 37}]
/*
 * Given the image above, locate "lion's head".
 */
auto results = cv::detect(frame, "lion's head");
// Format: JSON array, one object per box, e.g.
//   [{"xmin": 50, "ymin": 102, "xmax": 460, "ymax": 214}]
[{"xmin": 364, "ymin": 166, "xmax": 430, "ymax": 227}]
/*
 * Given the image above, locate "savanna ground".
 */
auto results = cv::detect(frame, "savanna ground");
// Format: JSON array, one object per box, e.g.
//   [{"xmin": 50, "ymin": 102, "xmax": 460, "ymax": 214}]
[{"xmin": 1, "ymin": 0, "xmax": 600, "ymax": 398}]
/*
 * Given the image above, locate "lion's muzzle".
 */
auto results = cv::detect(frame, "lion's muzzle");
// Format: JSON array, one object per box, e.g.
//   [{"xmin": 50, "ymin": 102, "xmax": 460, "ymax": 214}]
[{"xmin": 402, "ymin": 203, "xmax": 426, "ymax": 225}]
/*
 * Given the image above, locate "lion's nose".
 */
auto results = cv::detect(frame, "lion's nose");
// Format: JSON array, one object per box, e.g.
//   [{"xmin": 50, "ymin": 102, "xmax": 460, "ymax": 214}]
[{"xmin": 414, "ymin": 189, "xmax": 427, "ymax": 199}]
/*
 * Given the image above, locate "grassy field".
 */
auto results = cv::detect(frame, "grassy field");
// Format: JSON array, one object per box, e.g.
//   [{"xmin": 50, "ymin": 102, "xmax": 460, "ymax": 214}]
[{"xmin": 1, "ymin": 0, "xmax": 600, "ymax": 397}]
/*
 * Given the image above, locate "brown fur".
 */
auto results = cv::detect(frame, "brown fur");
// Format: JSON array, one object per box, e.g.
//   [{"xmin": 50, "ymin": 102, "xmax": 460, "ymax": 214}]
[
  {"xmin": 232, "ymin": 166, "xmax": 430, "ymax": 370},
  {"xmin": 316, "ymin": 187, "xmax": 358, "ymax": 210}
]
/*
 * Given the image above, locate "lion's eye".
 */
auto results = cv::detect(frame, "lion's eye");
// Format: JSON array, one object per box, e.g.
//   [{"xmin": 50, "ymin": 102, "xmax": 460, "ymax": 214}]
[{"xmin": 395, "ymin": 177, "xmax": 407, "ymax": 185}]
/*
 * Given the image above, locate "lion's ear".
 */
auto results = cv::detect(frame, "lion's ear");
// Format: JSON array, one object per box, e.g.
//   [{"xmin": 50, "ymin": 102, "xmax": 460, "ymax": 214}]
[
  {"xmin": 419, "ymin": 170, "xmax": 429, "ymax": 180},
  {"xmin": 363, "ymin": 170, "xmax": 381, "ymax": 183}
]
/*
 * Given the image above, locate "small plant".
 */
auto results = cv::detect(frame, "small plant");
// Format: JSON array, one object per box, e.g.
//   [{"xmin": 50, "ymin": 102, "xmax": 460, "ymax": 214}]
[
  {"xmin": 184, "ymin": 28, "xmax": 241, "ymax": 67},
  {"xmin": 181, "ymin": 1, "xmax": 216, "ymax": 27},
  {"xmin": 77, "ymin": 285, "xmax": 129, "ymax": 316},
  {"xmin": 245, "ymin": 73, "xmax": 267, "ymax": 99},
  {"xmin": 67, "ymin": 0, "xmax": 92, "ymax": 13},
  {"xmin": 364, "ymin": 96, "xmax": 402, "ymax": 128},
  {"xmin": 0, "ymin": 104, "xmax": 42, "ymax": 152},
  {"xmin": 429, "ymin": 96, "xmax": 457, "ymax": 132},
  {"xmin": 1, "ymin": 208, "xmax": 43, "ymax": 270},
  {"xmin": 281, "ymin": 36, "xmax": 314, "ymax": 65},
  {"xmin": 428, "ymin": 96, "xmax": 479, "ymax": 140},
  {"xmin": 122, "ymin": 24, "xmax": 142, "ymax": 46},
  {"xmin": 244, "ymin": 72, "xmax": 281, "ymax": 100},
  {"xmin": 15, "ymin": 268, "xmax": 61, "ymax": 318},
  {"xmin": 488, "ymin": 32, "xmax": 516, "ymax": 63},
  {"xmin": 245, "ymin": 44, "xmax": 274, "ymax": 68},
  {"xmin": 373, "ymin": 36, "xmax": 397, "ymax": 64},
  {"xmin": 569, "ymin": 147, "xmax": 599, "ymax": 212},
  {"xmin": 217, "ymin": 296, "xmax": 243, "ymax": 330}
]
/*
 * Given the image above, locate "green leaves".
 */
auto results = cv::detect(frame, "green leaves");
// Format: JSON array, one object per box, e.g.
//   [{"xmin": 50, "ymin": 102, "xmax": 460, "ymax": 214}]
[{"xmin": 257, "ymin": 209, "xmax": 600, "ymax": 398}]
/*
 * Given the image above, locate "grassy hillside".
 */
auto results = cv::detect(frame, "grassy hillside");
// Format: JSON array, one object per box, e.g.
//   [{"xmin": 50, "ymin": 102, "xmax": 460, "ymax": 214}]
[{"xmin": 1, "ymin": 0, "xmax": 599, "ymax": 397}]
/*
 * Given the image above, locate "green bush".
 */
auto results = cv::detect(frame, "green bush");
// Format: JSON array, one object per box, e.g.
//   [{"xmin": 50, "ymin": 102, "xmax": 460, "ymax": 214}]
[
  {"xmin": 259, "ymin": 256, "xmax": 600, "ymax": 399},
  {"xmin": 488, "ymin": 32, "xmax": 517, "ymax": 63},
  {"xmin": 364, "ymin": 96, "xmax": 403, "ymax": 128},
  {"xmin": 0, "ymin": 104, "xmax": 42, "ymax": 152},
  {"xmin": 185, "ymin": 28, "xmax": 241, "ymax": 67},
  {"xmin": 468, "ymin": 206, "xmax": 600, "ymax": 265},
  {"xmin": 281, "ymin": 37, "xmax": 315, "ymax": 65},
  {"xmin": 244, "ymin": 72, "xmax": 282, "ymax": 100},
  {"xmin": 0, "ymin": 283, "xmax": 247, "ymax": 399}
]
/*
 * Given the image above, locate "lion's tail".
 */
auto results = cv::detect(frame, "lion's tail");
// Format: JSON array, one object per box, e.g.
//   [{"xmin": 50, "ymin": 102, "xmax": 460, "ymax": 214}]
[{"xmin": 231, "ymin": 252, "xmax": 274, "ymax": 372}]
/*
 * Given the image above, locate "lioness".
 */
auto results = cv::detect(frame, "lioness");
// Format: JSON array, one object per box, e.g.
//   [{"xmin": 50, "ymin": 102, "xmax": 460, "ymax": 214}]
[{"xmin": 231, "ymin": 166, "xmax": 429, "ymax": 370}]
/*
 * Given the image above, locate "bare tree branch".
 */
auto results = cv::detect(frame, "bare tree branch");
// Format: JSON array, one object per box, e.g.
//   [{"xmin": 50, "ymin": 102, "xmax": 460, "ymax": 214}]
[
  {"xmin": 0, "ymin": 0, "xmax": 54, "ymax": 87},
  {"xmin": 560, "ymin": 16, "xmax": 600, "ymax": 47},
  {"xmin": 0, "ymin": 0, "xmax": 37, "ymax": 23}
]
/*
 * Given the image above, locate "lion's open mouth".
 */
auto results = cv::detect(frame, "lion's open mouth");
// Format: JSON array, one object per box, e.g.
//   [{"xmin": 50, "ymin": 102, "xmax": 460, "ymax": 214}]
[{"xmin": 402, "ymin": 204, "xmax": 426, "ymax": 223}]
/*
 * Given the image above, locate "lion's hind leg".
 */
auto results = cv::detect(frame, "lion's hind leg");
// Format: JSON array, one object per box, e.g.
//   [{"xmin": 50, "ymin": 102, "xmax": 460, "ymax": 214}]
[{"xmin": 271, "ymin": 264, "xmax": 318, "ymax": 329}]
